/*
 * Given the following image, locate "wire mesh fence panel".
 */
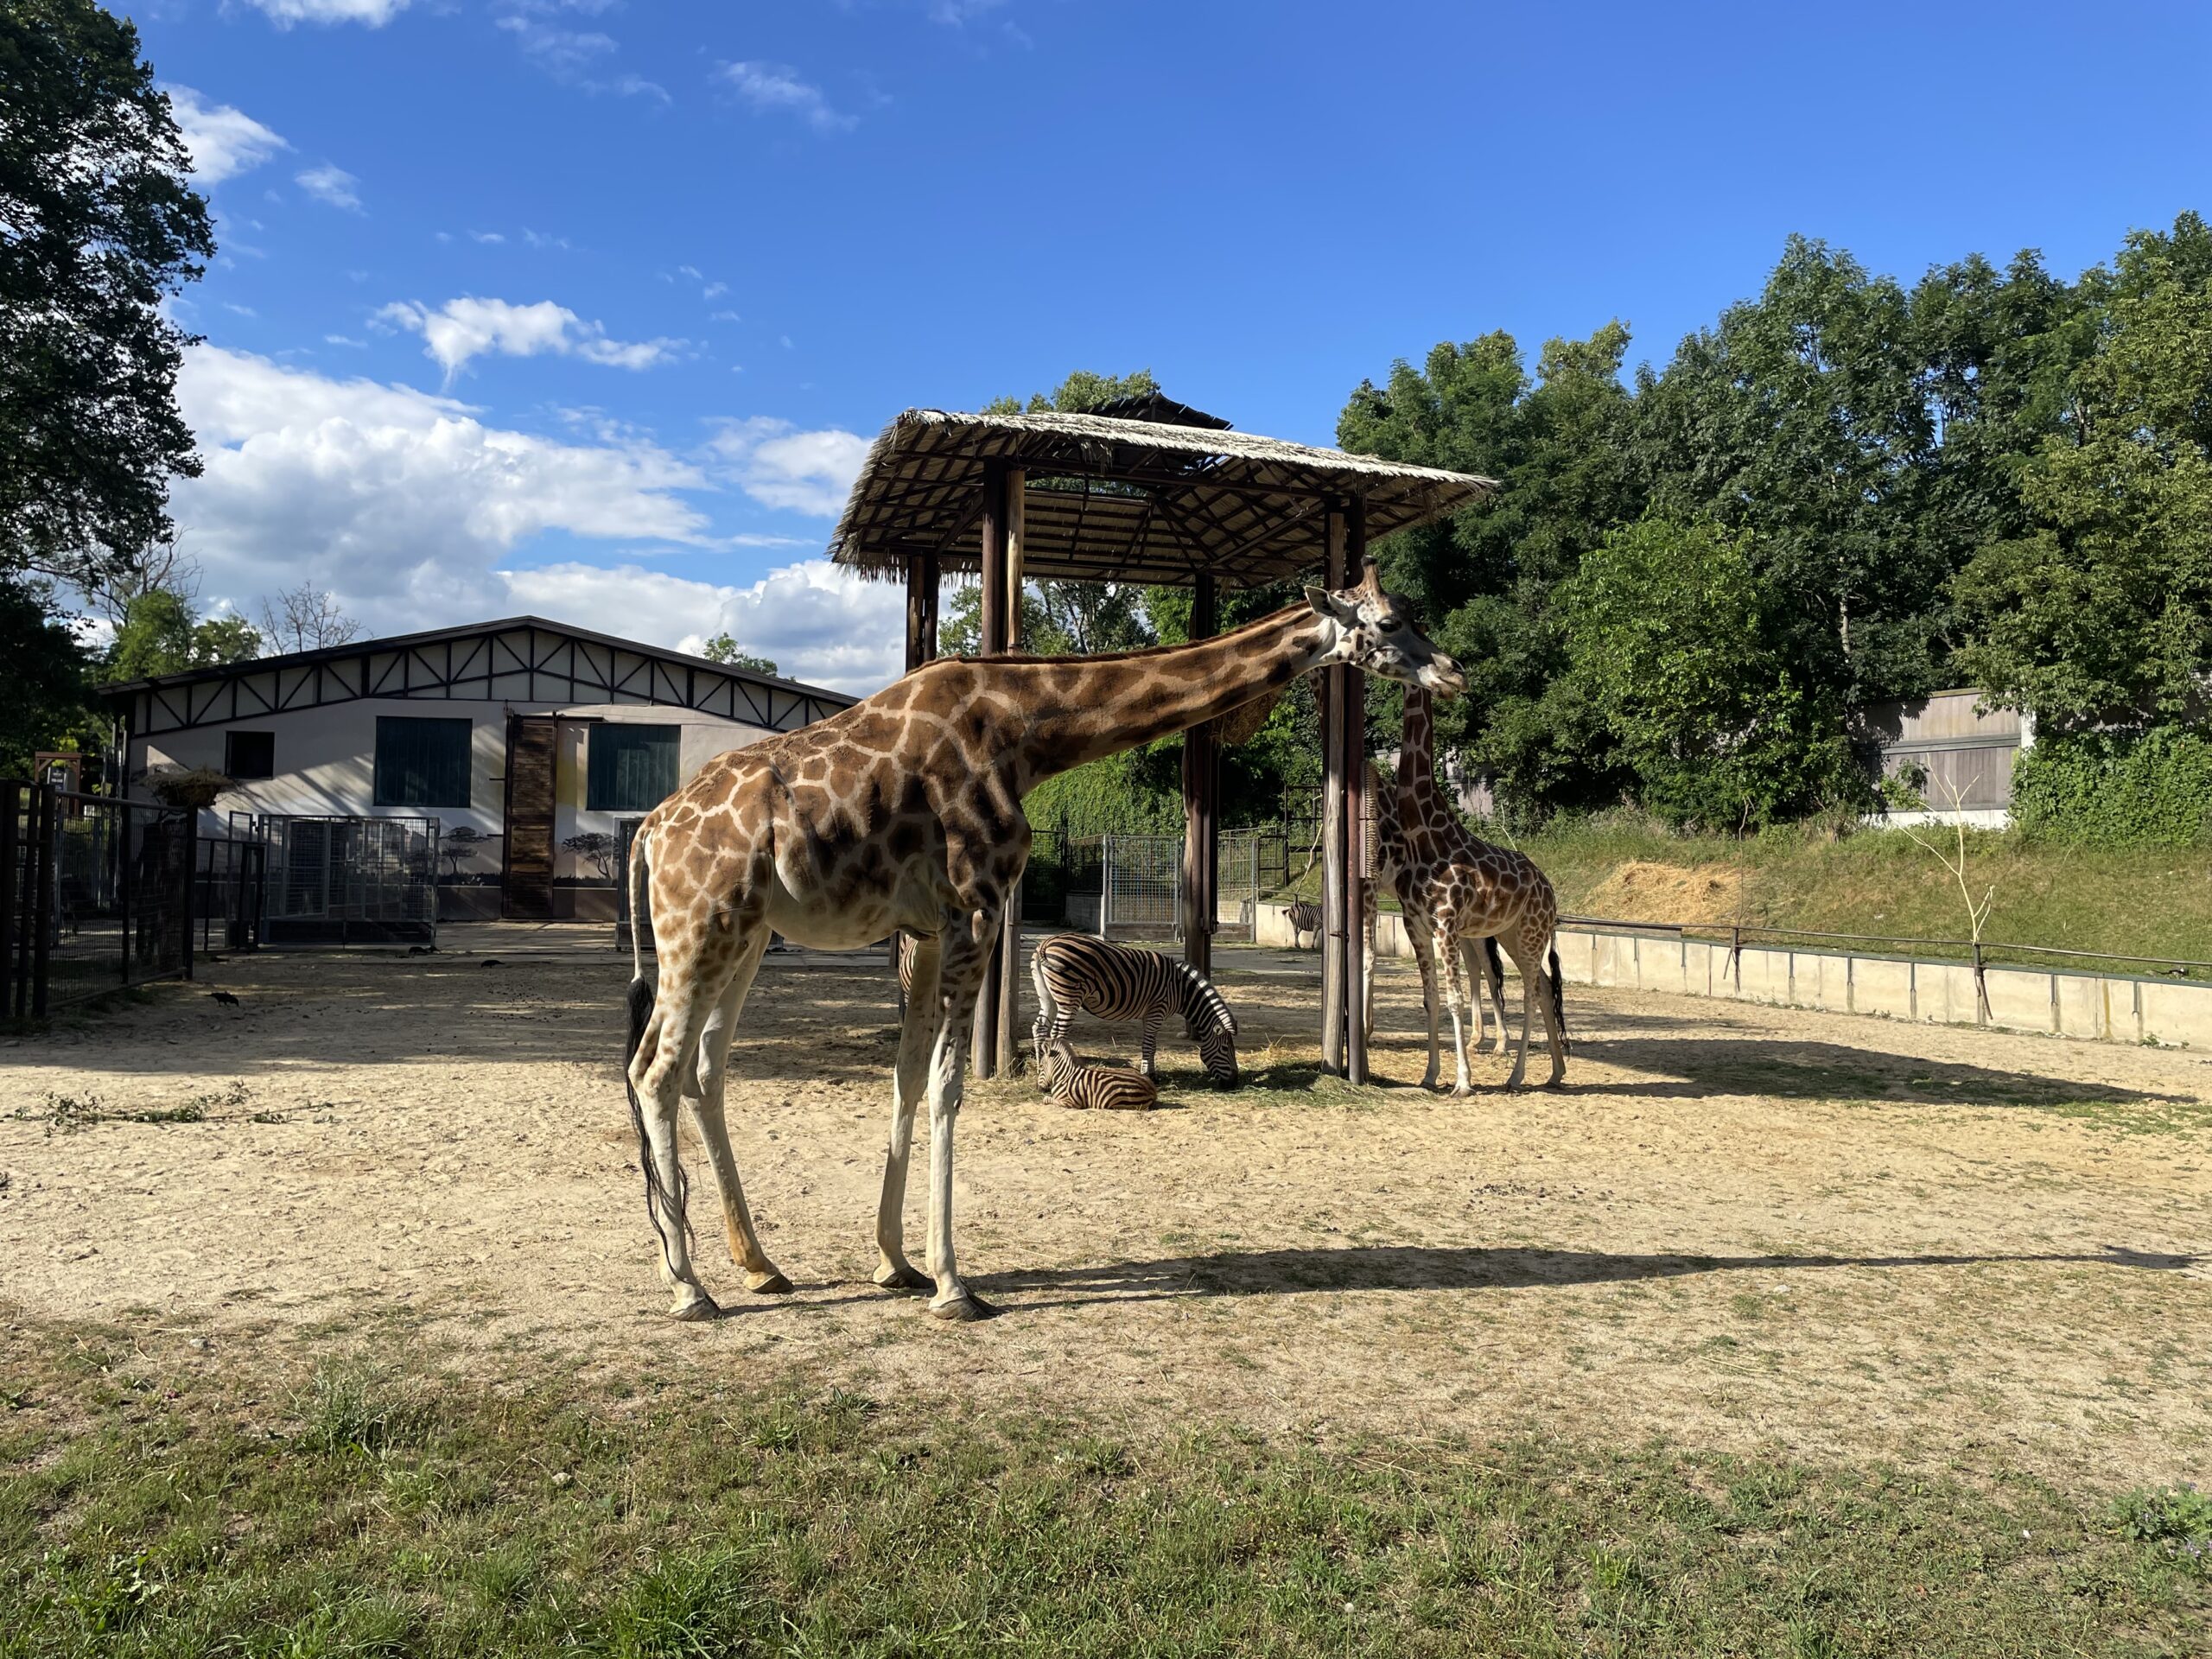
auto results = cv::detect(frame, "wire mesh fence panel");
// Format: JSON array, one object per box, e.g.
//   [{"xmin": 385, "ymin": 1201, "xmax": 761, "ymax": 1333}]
[
  {"xmin": 3, "ymin": 786, "xmax": 199, "ymax": 1014},
  {"xmin": 1096, "ymin": 834, "xmax": 1182, "ymax": 938},
  {"xmin": 1214, "ymin": 829, "xmax": 1262, "ymax": 944},
  {"xmin": 258, "ymin": 815, "xmax": 439, "ymax": 946}
]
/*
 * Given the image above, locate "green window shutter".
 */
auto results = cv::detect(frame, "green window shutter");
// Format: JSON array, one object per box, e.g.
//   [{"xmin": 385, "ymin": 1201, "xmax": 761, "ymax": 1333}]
[
  {"xmin": 588, "ymin": 724, "xmax": 681, "ymax": 812},
  {"xmin": 374, "ymin": 717, "xmax": 473, "ymax": 808}
]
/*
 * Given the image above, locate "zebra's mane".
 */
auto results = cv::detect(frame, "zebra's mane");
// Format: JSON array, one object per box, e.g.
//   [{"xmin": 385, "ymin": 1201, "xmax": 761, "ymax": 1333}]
[{"xmin": 1175, "ymin": 961, "xmax": 1236, "ymax": 1036}]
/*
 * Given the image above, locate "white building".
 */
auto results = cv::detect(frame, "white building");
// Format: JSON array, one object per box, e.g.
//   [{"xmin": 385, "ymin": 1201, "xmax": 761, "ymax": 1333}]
[{"xmin": 99, "ymin": 617, "xmax": 857, "ymax": 921}]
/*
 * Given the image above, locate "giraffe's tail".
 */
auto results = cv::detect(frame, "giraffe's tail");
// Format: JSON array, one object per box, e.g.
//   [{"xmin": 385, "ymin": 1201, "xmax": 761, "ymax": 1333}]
[
  {"xmin": 1548, "ymin": 941, "xmax": 1568, "ymax": 1054},
  {"xmin": 621, "ymin": 831, "xmax": 690, "ymax": 1269}
]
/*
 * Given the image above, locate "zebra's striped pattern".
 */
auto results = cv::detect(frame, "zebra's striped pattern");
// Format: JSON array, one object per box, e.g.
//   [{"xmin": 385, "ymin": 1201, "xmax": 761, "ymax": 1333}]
[
  {"xmin": 1039, "ymin": 1040, "xmax": 1158, "ymax": 1111},
  {"xmin": 1030, "ymin": 933, "xmax": 1240, "ymax": 1087}
]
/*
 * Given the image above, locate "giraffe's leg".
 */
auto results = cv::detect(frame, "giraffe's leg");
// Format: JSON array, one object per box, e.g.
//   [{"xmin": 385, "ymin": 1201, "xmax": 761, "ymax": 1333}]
[
  {"xmin": 686, "ymin": 933, "xmax": 790, "ymax": 1294},
  {"xmin": 1529, "ymin": 928, "xmax": 1568, "ymax": 1087},
  {"xmin": 1361, "ymin": 885, "xmax": 1378, "ymax": 1045},
  {"xmin": 874, "ymin": 931, "xmax": 939, "ymax": 1293},
  {"xmin": 1436, "ymin": 917, "xmax": 1475, "ymax": 1096},
  {"xmin": 1479, "ymin": 937, "xmax": 1510, "ymax": 1055},
  {"xmin": 923, "ymin": 907, "xmax": 994, "ymax": 1321},
  {"xmin": 1402, "ymin": 908, "xmax": 1441, "ymax": 1090},
  {"xmin": 629, "ymin": 943, "xmax": 741, "ymax": 1320},
  {"xmin": 1500, "ymin": 934, "xmax": 1557, "ymax": 1090}
]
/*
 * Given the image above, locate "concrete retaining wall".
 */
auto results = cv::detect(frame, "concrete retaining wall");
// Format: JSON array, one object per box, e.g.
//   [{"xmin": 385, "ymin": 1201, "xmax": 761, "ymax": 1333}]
[{"xmin": 1251, "ymin": 901, "xmax": 2212, "ymax": 1049}]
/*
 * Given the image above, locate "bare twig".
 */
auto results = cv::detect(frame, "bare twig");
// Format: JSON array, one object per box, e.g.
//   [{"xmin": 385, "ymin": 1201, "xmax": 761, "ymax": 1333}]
[{"xmin": 1897, "ymin": 773, "xmax": 1996, "ymax": 1020}]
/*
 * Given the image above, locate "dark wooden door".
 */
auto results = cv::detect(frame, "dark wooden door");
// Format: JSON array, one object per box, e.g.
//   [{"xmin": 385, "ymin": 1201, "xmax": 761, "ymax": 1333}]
[{"xmin": 501, "ymin": 715, "xmax": 558, "ymax": 919}]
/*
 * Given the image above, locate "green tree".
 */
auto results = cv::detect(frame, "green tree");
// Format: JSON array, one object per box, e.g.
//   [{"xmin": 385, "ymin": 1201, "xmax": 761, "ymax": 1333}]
[
  {"xmin": 1562, "ymin": 518, "xmax": 1862, "ymax": 828},
  {"xmin": 103, "ymin": 589, "xmax": 260, "ymax": 682},
  {"xmin": 0, "ymin": 575, "xmax": 94, "ymax": 773},
  {"xmin": 1955, "ymin": 213, "xmax": 2212, "ymax": 734},
  {"xmin": 700, "ymin": 632, "xmax": 781, "ymax": 677},
  {"xmin": 1338, "ymin": 323, "xmax": 1644, "ymax": 812},
  {"xmin": 1, "ymin": 0, "xmax": 213, "ymax": 588}
]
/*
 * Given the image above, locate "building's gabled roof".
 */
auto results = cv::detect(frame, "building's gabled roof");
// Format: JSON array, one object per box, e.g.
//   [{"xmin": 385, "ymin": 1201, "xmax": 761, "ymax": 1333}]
[
  {"xmin": 829, "ymin": 407, "xmax": 1497, "ymax": 589},
  {"xmin": 101, "ymin": 615, "xmax": 857, "ymax": 741}
]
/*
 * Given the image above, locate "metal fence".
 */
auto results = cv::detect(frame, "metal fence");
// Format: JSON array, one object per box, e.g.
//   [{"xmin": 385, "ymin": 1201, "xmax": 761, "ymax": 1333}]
[
  {"xmin": 1057, "ymin": 831, "xmax": 1266, "ymax": 941},
  {"xmin": 4, "ymin": 781, "xmax": 200, "ymax": 1017},
  {"xmin": 256, "ymin": 814, "xmax": 439, "ymax": 946}
]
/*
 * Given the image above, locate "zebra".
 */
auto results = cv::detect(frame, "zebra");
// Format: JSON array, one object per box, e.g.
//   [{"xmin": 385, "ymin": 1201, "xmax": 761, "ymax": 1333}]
[
  {"xmin": 1039, "ymin": 1039, "xmax": 1158, "ymax": 1111},
  {"xmin": 1029, "ymin": 933, "xmax": 1240, "ymax": 1087}
]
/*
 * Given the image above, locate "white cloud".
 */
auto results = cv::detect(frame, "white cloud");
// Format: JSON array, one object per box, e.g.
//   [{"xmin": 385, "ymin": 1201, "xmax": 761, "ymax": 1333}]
[
  {"xmin": 296, "ymin": 164, "xmax": 363, "ymax": 211},
  {"xmin": 324, "ymin": 334, "xmax": 368, "ymax": 348},
  {"xmin": 716, "ymin": 61, "xmax": 855, "ymax": 132},
  {"xmin": 169, "ymin": 346, "xmax": 716, "ymax": 636},
  {"xmin": 706, "ymin": 418, "xmax": 868, "ymax": 517},
  {"xmin": 709, "ymin": 308, "xmax": 741, "ymax": 322},
  {"xmin": 522, "ymin": 228, "xmax": 572, "ymax": 250},
  {"xmin": 166, "ymin": 86, "xmax": 287, "ymax": 184},
  {"xmin": 377, "ymin": 296, "xmax": 677, "ymax": 384},
  {"xmin": 498, "ymin": 14, "xmax": 668, "ymax": 99},
  {"xmin": 470, "ymin": 229, "xmax": 506, "ymax": 245},
  {"xmin": 498, "ymin": 559, "xmax": 905, "ymax": 695},
  {"xmin": 244, "ymin": 0, "xmax": 409, "ymax": 26}
]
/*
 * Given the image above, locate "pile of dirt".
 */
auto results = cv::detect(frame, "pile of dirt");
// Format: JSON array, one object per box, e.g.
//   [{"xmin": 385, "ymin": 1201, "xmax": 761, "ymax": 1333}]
[{"xmin": 1580, "ymin": 860, "xmax": 1745, "ymax": 925}]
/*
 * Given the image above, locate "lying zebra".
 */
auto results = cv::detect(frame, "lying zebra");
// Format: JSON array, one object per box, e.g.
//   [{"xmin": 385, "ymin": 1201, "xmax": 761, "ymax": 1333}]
[
  {"xmin": 1029, "ymin": 933, "xmax": 1240, "ymax": 1087},
  {"xmin": 1039, "ymin": 1039, "xmax": 1158, "ymax": 1111}
]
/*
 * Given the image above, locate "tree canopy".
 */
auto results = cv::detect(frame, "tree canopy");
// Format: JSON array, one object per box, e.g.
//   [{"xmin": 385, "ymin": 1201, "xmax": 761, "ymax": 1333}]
[{"xmin": 1, "ymin": 0, "xmax": 213, "ymax": 590}]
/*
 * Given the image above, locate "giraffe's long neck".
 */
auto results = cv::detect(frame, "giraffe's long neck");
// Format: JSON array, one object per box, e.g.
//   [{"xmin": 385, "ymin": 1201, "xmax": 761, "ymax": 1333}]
[
  {"xmin": 1009, "ymin": 605, "xmax": 1335, "ymax": 788},
  {"xmin": 1397, "ymin": 685, "xmax": 1438, "ymax": 798}
]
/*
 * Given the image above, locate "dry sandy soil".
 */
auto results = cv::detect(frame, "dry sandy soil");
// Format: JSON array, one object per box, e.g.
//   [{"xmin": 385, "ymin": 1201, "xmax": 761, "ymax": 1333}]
[{"xmin": 3, "ymin": 933, "xmax": 2206, "ymax": 1489}]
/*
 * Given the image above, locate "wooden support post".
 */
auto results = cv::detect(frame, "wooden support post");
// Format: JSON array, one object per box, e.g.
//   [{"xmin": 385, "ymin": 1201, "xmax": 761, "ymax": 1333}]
[
  {"xmin": 1319, "ymin": 506, "xmax": 1348, "ymax": 1075},
  {"xmin": 995, "ymin": 469, "xmax": 1025, "ymax": 1075},
  {"xmin": 1342, "ymin": 497, "xmax": 1369, "ymax": 1086},
  {"xmin": 1180, "ymin": 571, "xmax": 1218, "ymax": 981},
  {"xmin": 972, "ymin": 461, "xmax": 1007, "ymax": 1079}
]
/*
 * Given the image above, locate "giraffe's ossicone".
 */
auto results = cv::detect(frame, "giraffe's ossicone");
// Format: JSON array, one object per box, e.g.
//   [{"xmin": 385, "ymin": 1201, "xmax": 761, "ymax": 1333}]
[{"xmin": 620, "ymin": 562, "xmax": 1465, "ymax": 1323}]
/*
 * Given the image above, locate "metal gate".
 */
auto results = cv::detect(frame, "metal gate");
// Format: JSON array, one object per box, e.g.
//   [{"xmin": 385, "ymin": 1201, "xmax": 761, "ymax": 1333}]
[
  {"xmin": 4, "ymin": 780, "xmax": 200, "ymax": 1016},
  {"xmin": 257, "ymin": 814, "xmax": 439, "ymax": 946},
  {"xmin": 1059, "ymin": 832, "xmax": 1262, "ymax": 942}
]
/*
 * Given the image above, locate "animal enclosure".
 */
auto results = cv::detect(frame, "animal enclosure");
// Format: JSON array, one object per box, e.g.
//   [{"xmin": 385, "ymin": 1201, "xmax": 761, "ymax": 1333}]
[{"xmin": 2, "ymin": 939, "xmax": 2202, "ymax": 1493}]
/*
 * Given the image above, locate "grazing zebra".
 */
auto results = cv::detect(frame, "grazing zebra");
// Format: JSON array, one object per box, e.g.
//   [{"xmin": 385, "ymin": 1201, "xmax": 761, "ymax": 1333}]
[
  {"xmin": 1039, "ymin": 1040, "xmax": 1158, "ymax": 1111},
  {"xmin": 1029, "ymin": 933, "xmax": 1240, "ymax": 1087}
]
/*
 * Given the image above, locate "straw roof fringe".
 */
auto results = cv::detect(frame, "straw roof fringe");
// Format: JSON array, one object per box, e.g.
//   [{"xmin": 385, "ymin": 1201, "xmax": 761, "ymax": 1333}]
[{"xmin": 829, "ymin": 408, "xmax": 1497, "ymax": 590}]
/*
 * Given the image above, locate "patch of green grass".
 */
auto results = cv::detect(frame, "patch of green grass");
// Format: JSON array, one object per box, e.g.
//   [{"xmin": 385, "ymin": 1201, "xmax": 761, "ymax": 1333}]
[{"xmin": 1, "ymin": 1321, "xmax": 2206, "ymax": 1657}]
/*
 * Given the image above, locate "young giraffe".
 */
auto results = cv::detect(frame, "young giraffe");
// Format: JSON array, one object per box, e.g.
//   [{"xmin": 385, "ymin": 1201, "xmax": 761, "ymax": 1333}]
[
  {"xmin": 1362, "ymin": 769, "xmax": 1510, "ymax": 1067},
  {"xmin": 1374, "ymin": 686, "xmax": 1567, "ymax": 1092},
  {"xmin": 622, "ymin": 562, "xmax": 1465, "ymax": 1322}
]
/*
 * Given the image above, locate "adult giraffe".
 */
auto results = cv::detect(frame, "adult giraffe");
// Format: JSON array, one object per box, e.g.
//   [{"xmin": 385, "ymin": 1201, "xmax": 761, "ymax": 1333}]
[
  {"xmin": 622, "ymin": 561, "xmax": 1465, "ymax": 1322},
  {"xmin": 1367, "ymin": 686, "xmax": 1567, "ymax": 1093}
]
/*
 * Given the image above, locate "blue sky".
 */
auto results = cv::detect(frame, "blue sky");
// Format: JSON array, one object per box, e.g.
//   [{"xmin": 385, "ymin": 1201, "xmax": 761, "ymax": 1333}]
[{"xmin": 146, "ymin": 0, "xmax": 2212, "ymax": 693}]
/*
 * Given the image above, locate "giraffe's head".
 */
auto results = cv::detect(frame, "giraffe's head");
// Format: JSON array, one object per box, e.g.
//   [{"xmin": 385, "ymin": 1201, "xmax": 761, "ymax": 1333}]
[{"xmin": 1304, "ymin": 560, "xmax": 1466, "ymax": 697}]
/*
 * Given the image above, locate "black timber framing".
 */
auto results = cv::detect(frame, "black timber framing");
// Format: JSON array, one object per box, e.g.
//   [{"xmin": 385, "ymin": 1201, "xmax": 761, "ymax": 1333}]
[{"xmin": 104, "ymin": 617, "xmax": 854, "ymax": 739}]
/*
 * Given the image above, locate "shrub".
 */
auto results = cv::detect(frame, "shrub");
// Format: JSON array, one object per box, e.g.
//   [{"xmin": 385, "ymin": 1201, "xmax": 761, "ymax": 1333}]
[{"xmin": 2011, "ymin": 728, "xmax": 2212, "ymax": 848}]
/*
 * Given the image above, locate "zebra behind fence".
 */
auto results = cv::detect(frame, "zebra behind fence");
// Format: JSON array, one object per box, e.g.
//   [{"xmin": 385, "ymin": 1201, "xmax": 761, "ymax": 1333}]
[
  {"xmin": 1029, "ymin": 933, "xmax": 1239, "ymax": 1087},
  {"xmin": 1039, "ymin": 1039, "xmax": 1158, "ymax": 1111}
]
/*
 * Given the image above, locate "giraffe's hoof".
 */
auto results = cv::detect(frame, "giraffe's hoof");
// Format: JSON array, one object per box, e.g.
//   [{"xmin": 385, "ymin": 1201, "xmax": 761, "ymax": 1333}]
[
  {"xmin": 928, "ymin": 1290, "xmax": 997, "ymax": 1323},
  {"xmin": 747, "ymin": 1270, "xmax": 794, "ymax": 1295},
  {"xmin": 1450, "ymin": 1084, "xmax": 1474, "ymax": 1099},
  {"xmin": 873, "ymin": 1264, "xmax": 932, "ymax": 1294},
  {"xmin": 669, "ymin": 1290, "xmax": 721, "ymax": 1322}
]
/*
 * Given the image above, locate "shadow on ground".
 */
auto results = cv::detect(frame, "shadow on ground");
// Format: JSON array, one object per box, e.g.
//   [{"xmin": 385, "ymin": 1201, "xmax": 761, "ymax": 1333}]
[{"xmin": 970, "ymin": 1242, "xmax": 2199, "ymax": 1313}]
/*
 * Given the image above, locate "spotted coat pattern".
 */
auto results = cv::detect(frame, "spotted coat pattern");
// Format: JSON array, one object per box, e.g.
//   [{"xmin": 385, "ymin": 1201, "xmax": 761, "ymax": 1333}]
[
  {"xmin": 619, "ymin": 564, "xmax": 1467, "ymax": 1322},
  {"xmin": 1374, "ymin": 687, "xmax": 1568, "ymax": 1092}
]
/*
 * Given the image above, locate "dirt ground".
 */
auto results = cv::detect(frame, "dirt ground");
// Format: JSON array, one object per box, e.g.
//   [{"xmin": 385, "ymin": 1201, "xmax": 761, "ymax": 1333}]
[{"xmin": 3, "ymin": 933, "xmax": 2206, "ymax": 1490}]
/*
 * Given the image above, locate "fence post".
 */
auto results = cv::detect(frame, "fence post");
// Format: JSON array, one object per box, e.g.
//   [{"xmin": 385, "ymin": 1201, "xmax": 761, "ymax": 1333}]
[
  {"xmin": 182, "ymin": 809, "xmax": 198, "ymax": 982},
  {"xmin": 1972, "ymin": 941, "xmax": 1989, "ymax": 1023},
  {"xmin": 29, "ymin": 784, "xmax": 54, "ymax": 1019},
  {"xmin": 1098, "ymin": 834, "xmax": 1111, "ymax": 938},
  {"xmin": 0, "ymin": 782, "xmax": 17, "ymax": 1020}
]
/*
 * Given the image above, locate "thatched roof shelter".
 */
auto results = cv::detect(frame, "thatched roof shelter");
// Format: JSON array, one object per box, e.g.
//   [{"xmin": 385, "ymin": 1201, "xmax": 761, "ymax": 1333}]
[
  {"xmin": 829, "ymin": 407, "xmax": 1496, "ymax": 588},
  {"xmin": 830, "ymin": 400, "xmax": 1496, "ymax": 1087}
]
